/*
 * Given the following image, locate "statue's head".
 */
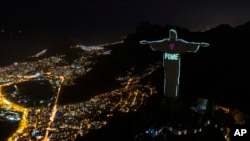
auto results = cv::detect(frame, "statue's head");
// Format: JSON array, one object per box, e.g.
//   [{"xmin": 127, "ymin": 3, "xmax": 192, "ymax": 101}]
[{"xmin": 169, "ymin": 29, "xmax": 177, "ymax": 41}]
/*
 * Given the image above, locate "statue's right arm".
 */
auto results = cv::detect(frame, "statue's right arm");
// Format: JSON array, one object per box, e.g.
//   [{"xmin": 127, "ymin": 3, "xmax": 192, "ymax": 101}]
[
  {"xmin": 140, "ymin": 38, "xmax": 168, "ymax": 44},
  {"xmin": 139, "ymin": 40, "xmax": 149, "ymax": 44},
  {"xmin": 139, "ymin": 40, "xmax": 156, "ymax": 51}
]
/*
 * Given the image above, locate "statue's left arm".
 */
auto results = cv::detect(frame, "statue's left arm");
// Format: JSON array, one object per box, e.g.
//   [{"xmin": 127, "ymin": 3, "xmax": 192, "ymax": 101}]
[{"xmin": 179, "ymin": 39, "xmax": 209, "ymax": 53}]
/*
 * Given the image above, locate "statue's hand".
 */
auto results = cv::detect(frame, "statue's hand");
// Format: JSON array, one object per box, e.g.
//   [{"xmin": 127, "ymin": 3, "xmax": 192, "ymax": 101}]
[
  {"xmin": 200, "ymin": 42, "xmax": 209, "ymax": 47},
  {"xmin": 139, "ymin": 40, "xmax": 148, "ymax": 44}
]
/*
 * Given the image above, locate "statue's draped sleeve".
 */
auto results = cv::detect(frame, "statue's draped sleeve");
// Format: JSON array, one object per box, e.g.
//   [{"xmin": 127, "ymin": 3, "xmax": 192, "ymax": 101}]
[
  {"xmin": 178, "ymin": 40, "xmax": 200, "ymax": 53},
  {"xmin": 149, "ymin": 41, "xmax": 170, "ymax": 52}
]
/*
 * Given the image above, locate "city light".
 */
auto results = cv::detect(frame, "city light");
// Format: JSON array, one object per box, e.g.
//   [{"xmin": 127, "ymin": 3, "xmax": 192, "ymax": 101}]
[{"xmin": 0, "ymin": 42, "xmax": 158, "ymax": 141}]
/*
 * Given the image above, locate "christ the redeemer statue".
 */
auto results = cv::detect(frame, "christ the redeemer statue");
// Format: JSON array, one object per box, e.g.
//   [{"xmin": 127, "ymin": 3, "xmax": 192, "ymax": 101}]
[{"xmin": 140, "ymin": 29, "xmax": 209, "ymax": 98}]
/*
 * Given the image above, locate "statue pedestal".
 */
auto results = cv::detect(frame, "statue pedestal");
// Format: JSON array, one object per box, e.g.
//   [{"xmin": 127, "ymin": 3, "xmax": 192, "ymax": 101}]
[{"xmin": 159, "ymin": 97, "xmax": 184, "ymax": 121}]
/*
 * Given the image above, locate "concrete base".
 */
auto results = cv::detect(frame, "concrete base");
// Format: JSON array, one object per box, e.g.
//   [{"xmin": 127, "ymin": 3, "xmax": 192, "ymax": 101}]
[{"xmin": 159, "ymin": 97, "xmax": 184, "ymax": 121}]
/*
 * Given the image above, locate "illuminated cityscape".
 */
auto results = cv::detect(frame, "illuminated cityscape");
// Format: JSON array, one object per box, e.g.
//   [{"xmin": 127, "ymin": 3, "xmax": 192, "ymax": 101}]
[
  {"xmin": 0, "ymin": 42, "xmax": 159, "ymax": 141},
  {"xmin": 0, "ymin": 30, "xmax": 249, "ymax": 141}
]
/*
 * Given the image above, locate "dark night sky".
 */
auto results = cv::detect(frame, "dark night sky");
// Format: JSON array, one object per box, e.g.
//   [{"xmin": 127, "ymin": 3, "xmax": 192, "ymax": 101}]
[{"xmin": 1, "ymin": 0, "xmax": 250, "ymax": 44}]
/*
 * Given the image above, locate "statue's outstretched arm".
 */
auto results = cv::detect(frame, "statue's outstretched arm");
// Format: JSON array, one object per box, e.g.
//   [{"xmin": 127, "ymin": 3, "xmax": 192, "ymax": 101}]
[
  {"xmin": 179, "ymin": 39, "xmax": 209, "ymax": 47},
  {"xmin": 200, "ymin": 42, "xmax": 209, "ymax": 47},
  {"xmin": 139, "ymin": 38, "xmax": 169, "ymax": 44}
]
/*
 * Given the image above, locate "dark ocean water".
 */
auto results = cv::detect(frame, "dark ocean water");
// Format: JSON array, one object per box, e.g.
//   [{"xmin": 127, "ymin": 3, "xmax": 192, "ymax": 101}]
[{"xmin": 0, "ymin": 121, "xmax": 19, "ymax": 140}]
